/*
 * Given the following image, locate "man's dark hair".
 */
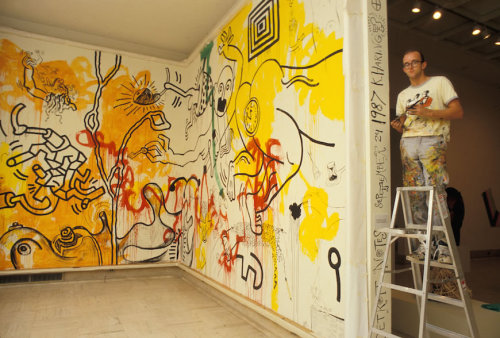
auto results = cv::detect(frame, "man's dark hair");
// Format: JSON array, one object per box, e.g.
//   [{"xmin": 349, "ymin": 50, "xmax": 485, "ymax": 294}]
[{"xmin": 403, "ymin": 49, "xmax": 425, "ymax": 62}]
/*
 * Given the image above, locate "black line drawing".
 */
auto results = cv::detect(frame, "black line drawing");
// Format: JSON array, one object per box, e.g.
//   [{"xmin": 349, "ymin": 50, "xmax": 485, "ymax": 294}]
[
  {"xmin": 328, "ymin": 246, "xmax": 341, "ymax": 302},
  {"xmin": 119, "ymin": 183, "xmax": 176, "ymax": 263},
  {"xmin": 163, "ymin": 57, "xmax": 213, "ymax": 139},
  {"xmin": 83, "ymin": 51, "xmax": 177, "ymax": 265},
  {"xmin": 237, "ymin": 252, "xmax": 263, "ymax": 289},
  {"xmin": 0, "ymin": 211, "xmax": 109, "ymax": 269},
  {"xmin": 0, "ymin": 103, "xmax": 105, "ymax": 215},
  {"xmin": 21, "ymin": 53, "xmax": 77, "ymax": 122},
  {"xmin": 114, "ymin": 72, "xmax": 165, "ymax": 115},
  {"xmin": 248, "ymin": 0, "xmax": 280, "ymax": 61}
]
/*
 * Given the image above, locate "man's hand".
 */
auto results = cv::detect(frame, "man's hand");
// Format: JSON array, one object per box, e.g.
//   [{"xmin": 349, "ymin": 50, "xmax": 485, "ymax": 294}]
[
  {"xmin": 390, "ymin": 114, "xmax": 406, "ymax": 133},
  {"xmin": 406, "ymin": 99, "xmax": 464, "ymax": 120},
  {"xmin": 407, "ymin": 102, "xmax": 427, "ymax": 117}
]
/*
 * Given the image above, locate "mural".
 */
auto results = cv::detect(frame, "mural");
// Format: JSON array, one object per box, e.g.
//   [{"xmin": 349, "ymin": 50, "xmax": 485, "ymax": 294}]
[{"xmin": 0, "ymin": 0, "xmax": 346, "ymax": 331}]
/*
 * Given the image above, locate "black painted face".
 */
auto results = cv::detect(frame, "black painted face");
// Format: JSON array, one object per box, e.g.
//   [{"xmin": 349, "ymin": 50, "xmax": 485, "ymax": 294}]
[
  {"xmin": 215, "ymin": 66, "xmax": 234, "ymax": 117},
  {"xmin": 217, "ymin": 96, "xmax": 227, "ymax": 113}
]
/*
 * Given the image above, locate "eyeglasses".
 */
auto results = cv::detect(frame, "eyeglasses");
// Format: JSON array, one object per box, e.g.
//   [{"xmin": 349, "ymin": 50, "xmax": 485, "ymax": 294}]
[{"xmin": 403, "ymin": 60, "xmax": 423, "ymax": 68}]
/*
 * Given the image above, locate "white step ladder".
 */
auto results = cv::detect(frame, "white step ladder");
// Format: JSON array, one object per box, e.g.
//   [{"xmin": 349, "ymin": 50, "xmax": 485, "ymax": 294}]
[{"xmin": 369, "ymin": 186, "xmax": 479, "ymax": 337}]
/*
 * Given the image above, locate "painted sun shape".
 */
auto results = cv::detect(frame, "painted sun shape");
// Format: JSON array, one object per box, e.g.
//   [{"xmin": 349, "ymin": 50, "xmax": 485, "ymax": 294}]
[{"xmin": 114, "ymin": 73, "xmax": 166, "ymax": 115}]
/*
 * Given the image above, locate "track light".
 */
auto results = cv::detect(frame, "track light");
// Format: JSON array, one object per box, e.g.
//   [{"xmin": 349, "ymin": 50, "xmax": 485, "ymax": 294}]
[
  {"xmin": 432, "ymin": 8, "xmax": 442, "ymax": 20},
  {"xmin": 411, "ymin": 1, "xmax": 421, "ymax": 13},
  {"xmin": 406, "ymin": 2, "xmax": 499, "ymax": 44},
  {"xmin": 472, "ymin": 25, "xmax": 481, "ymax": 36}
]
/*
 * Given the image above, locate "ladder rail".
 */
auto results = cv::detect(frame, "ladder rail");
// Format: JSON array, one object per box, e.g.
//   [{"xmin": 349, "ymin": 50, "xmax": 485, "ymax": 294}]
[
  {"xmin": 399, "ymin": 187, "xmax": 425, "ymax": 313},
  {"xmin": 416, "ymin": 190, "xmax": 435, "ymax": 338},
  {"xmin": 435, "ymin": 190, "xmax": 479, "ymax": 337},
  {"xmin": 400, "ymin": 188, "xmax": 412, "ymax": 226},
  {"xmin": 407, "ymin": 235, "xmax": 423, "ymax": 312},
  {"xmin": 370, "ymin": 186, "xmax": 478, "ymax": 338},
  {"xmin": 390, "ymin": 189, "xmax": 402, "ymax": 230}
]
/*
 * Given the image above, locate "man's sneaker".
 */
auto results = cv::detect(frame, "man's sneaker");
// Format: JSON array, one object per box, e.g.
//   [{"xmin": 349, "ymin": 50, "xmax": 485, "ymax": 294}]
[
  {"xmin": 436, "ymin": 240, "xmax": 452, "ymax": 264},
  {"xmin": 407, "ymin": 241, "xmax": 427, "ymax": 261}
]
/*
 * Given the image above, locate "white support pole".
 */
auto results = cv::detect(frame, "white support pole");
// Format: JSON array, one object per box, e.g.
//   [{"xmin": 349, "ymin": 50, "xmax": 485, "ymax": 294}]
[{"xmin": 344, "ymin": 0, "xmax": 391, "ymax": 336}]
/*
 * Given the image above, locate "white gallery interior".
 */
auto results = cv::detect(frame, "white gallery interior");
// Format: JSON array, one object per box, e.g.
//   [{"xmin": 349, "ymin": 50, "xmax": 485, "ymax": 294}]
[{"xmin": 0, "ymin": 0, "xmax": 499, "ymax": 337}]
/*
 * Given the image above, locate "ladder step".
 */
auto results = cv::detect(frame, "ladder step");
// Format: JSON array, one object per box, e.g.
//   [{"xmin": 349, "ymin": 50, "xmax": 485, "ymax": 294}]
[
  {"xmin": 397, "ymin": 186, "xmax": 434, "ymax": 192},
  {"xmin": 428, "ymin": 293, "xmax": 466, "ymax": 308},
  {"xmin": 426, "ymin": 323, "xmax": 469, "ymax": 337},
  {"xmin": 406, "ymin": 224, "xmax": 445, "ymax": 232},
  {"xmin": 370, "ymin": 327, "xmax": 400, "ymax": 338},
  {"xmin": 405, "ymin": 255, "xmax": 457, "ymax": 269},
  {"xmin": 385, "ymin": 267, "xmax": 413, "ymax": 274},
  {"xmin": 378, "ymin": 227, "xmax": 427, "ymax": 239},
  {"xmin": 406, "ymin": 223, "xmax": 428, "ymax": 230},
  {"xmin": 381, "ymin": 282, "xmax": 423, "ymax": 296}
]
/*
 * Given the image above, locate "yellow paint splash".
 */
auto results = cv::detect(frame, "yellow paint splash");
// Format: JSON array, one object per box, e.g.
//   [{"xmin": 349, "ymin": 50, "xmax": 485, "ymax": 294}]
[
  {"xmin": 195, "ymin": 211, "xmax": 214, "ymax": 270},
  {"xmin": 299, "ymin": 172, "xmax": 340, "ymax": 261},
  {"xmin": 195, "ymin": 246, "xmax": 206, "ymax": 270},
  {"xmin": 261, "ymin": 213, "xmax": 279, "ymax": 311}
]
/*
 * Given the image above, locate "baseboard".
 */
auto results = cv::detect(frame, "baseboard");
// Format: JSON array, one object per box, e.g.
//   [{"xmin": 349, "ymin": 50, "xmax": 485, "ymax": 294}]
[
  {"xmin": 470, "ymin": 249, "xmax": 500, "ymax": 259},
  {"xmin": 0, "ymin": 262, "xmax": 177, "ymax": 275},
  {"xmin": 178, "ymin": 264, "xmax": 315, "ymax": 338},
  {"xmin": 0, "ymin": 262, "xmax": 178, "ymax": 283}
]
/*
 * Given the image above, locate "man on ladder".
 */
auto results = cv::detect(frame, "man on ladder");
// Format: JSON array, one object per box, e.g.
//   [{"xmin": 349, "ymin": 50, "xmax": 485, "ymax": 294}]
[
  {"xmin": 369, "ymin": 49, "xmax": 477, "ymax": 337},
  {"xmin": 391, "ymin": 49, "xmax": 464, "ymax": 263}
]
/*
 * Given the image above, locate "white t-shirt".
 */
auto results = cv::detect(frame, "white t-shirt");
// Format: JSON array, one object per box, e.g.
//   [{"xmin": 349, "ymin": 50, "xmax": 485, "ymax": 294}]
[{"xmin": 396, "ymin": 76, "xmax": 458, "ymax": 142}]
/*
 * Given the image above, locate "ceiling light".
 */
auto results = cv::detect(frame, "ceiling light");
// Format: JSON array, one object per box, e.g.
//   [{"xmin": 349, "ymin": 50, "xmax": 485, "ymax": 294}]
[
  {"xmin": 432, "ymin": 8, "xmax": 442, "ymax": 20},
  {"xmin": 411, "ymin": 1, "xmax": 421, "ymax": 13},
  {"xmin": 482, "ymin": 29, "xmax": 491, "ymax": 40},
  {"xmin": 472, "ymin": 25, "xmax": 482, "ymax": 36},
  {"xmin": 495, "ymin": 37, "xmax": 500, "ymax": 46}
]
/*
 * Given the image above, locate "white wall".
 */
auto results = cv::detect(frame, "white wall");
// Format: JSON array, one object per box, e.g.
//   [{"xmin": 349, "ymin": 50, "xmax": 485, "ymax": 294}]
[{"xmin": 0, "ymin": 0, "xmax": 356, "ymax": 334}]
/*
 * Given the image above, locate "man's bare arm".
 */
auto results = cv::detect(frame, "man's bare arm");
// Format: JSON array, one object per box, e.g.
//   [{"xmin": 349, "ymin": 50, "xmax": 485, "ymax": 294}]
[{"xmin": 407, "ymin": 98, "xmax": 464, "ymax": 120}]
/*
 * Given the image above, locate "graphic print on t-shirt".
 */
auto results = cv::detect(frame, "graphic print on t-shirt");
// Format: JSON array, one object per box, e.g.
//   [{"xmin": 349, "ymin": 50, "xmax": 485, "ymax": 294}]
[{"xmin": 405, "ymin": 90, "xmax": 432, "ymax": 111}]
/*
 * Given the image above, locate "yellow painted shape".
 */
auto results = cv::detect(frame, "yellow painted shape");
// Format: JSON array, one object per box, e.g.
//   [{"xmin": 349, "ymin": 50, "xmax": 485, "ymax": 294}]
[{"xmin": 299, "ymin": 186, "xmax": 340, "ymax": 262}]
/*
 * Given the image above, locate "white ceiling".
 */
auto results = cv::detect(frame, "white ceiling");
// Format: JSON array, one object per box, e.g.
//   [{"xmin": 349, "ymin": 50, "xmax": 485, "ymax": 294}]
[
  {"xmin": 0, "ymin": 0, "xmax": 241, "ymax": 61},
  {"xmin": 0, "ymin": 0, "xmax": 499, "ymax": 86}
]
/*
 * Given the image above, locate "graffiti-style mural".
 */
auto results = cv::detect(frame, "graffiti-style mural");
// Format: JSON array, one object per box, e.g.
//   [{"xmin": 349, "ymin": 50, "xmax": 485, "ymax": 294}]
[{"xmin": 1, "ymin": 0, "xmax": 346, "ymax": 331}]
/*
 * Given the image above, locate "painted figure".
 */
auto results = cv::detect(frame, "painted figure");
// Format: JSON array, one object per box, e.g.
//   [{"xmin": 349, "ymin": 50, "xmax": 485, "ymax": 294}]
[
  {"xmin": 22, "ymin": 53, "xmax": 77, "ymax": 121},
  {"xmin": 217, "ymin": 28, "xmax": 340, "ymax": 235}
]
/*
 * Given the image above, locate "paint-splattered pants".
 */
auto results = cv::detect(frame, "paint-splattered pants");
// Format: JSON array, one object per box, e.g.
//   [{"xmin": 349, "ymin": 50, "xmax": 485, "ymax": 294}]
[{"xmin": 400, "ymin": 136, "xmax": 449, "ymax": 230}]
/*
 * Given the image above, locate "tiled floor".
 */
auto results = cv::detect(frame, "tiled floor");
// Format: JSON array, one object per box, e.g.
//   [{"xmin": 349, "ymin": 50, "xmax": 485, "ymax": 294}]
[
  {"xmin": 1, "ymin": 258, "xmax": 499, "ymax": 338},
  {"xmin": 0, "ymin": 268, "xmax": 298, "ymax": 338},
  {"xmin": 395, "ymin": 256, "xmax": 500, "ymax": 304},
  {"xmin": 393, "ymin": 257, "xmax": 500, "ymax": 337},
  {"xmin": 467, "ymin": 257, "xmax": 500, "ymax": 304}
]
